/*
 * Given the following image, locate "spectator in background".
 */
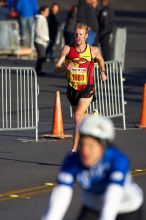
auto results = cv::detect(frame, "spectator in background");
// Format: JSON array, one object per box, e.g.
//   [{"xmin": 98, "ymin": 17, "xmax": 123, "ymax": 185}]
[
  {"xmin": 7, "ymin": 0, "xmax": 16, "ymax": 10},
  {"xmin": 7, "ymin": 0, "xmax": 18, "ymax": 19},
  {"xmin": 16, "ymin": 0, "xmax": 38, "ymax": 48},
  {"xmin": 47, "ymin": 3, "xmax": 60, "ymax": 62},
  {"xmin": 98, "ymin": 0, "xmax": 114, "ymax": 61},
  {"xmin": 91, "ymin": 0, "xmax": 102, "ymax": 46},
  {"xmin": 77, "ymin": 0, "xmax": 90, "ymax": 24},
  {"xmin": 77, "ymin": 0, "xmax": 99, "ymax": 45},
  {"xmin": 34, "ymin": 5, "xmax": 49, "ymax": 75},
  {"xmin": 7, "ymin": 0, "xmax": 13, "ymax": 8},
  {"xmin": 64, "ymin": 5, "xmax": 78, "ymax": 46},
  {"xmin": 0, "ymin": 0, "xmax": 9, "ymax": 20}
]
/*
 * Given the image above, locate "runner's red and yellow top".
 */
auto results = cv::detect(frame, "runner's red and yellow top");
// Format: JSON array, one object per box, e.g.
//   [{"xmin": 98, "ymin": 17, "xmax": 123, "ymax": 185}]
[{"xmin": 66, "ymin": 44, "xmax": 95, "ymax": 91}]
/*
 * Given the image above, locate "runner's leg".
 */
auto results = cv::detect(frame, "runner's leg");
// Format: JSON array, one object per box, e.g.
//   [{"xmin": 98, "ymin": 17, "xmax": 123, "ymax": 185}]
[{"xmin": 73, "ymin": 96, "xmax": 93, "ymax": 151}]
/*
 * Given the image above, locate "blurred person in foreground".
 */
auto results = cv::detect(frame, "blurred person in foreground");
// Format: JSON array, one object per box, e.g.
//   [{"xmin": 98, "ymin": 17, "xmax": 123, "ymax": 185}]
[
  {"xmin": 98, "ymin": 0, "xmax": 114, "ymax": 61},
  {"xmin": 64, "ymin": 4, "xmax": 78, "ymax": 46},
  {"xmin": 34, "ymin": 5, "xmax": 49, "ymax": 75},
  {"xmin": 77, "ymin": 0, "xmax": 99, "ymax": 45},
  {"xmin": 47, "ymin": 3, "xmax": 60, "ymax": 61},
  {"xmin": 16, "ymin": 0, "xmax": 38, "ymax": 47},
  {"xmin": 55, "ymin": 23, "xmax": 106, "ymax": 152},
  {"xmin": 42, "ymin": 115, "xmax": 143, "ymax": 220}
]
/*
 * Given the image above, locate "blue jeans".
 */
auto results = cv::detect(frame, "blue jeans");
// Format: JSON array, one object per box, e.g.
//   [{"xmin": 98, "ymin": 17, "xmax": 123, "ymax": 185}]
[
  {"xmin": 86, "ymin": 30, "xmax": 96, "ymax": 45},
  {"xmin": 19, "ymin": 16, "xmax": 34, "ymax": 48},
  {"xmin": 34, "ymin": 42, "xmax": 47, "ymax": 74}
]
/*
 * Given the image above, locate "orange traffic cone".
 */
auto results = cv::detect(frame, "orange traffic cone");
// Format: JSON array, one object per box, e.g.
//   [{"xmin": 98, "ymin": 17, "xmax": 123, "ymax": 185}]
[
  {"xmin": 43, "ymin": 91, "xmax": 72, "ymax": 139},
  {"xmin": 51, "ymin": 91, "xmax": 64, "ymax": 137},
  {"xmin": 138, "ymin": 84, "xmax": 146, "ymax": 128}
]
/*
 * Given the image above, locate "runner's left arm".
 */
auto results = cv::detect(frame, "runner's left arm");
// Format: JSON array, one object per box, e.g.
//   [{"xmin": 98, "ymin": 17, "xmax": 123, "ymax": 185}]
[
  {"xmin": 92, "ymin": 47, "xmax": 107, "ymax": 81},
  {"xmin": 99, "ymin": 155, "xmax": 129, "ymax": 220},
  {"xmin": 99, "ymin": 184, "xmax": 124, "ymax": 220}
]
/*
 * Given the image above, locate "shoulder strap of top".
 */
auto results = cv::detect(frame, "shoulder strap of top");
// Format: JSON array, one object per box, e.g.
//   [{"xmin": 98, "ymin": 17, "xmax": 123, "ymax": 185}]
[
  {"xmin": 88, "ymin": 44, "xmax": 94, "ymax": 61},
  {"xmin": 66, "ymin": 46, "xmax": 77, "ymax": 59}
]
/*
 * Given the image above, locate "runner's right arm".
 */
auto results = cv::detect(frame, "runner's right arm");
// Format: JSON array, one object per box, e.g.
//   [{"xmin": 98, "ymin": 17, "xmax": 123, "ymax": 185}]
[
  {"xmin": 42, "ymin": 185, "xmax": 73, "ymax": 220},
  {"xmin": 55, "ymin": 45, "xmax": 71, "ymax": 72},
  {"xmin": 42, "ymin": 154, "xmax": 76, "ymax": 220}
]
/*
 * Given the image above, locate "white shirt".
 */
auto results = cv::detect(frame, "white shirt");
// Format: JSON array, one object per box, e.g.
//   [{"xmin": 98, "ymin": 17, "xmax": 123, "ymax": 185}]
[{"xmin": 34, "ymin": 14, "xmax": 49, "ymax": 47}]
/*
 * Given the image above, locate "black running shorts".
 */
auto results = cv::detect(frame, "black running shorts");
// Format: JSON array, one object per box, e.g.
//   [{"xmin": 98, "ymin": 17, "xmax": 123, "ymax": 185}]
[{"xmin": 67, "ymin": 85, "xmax": 95, "ymax": 106}]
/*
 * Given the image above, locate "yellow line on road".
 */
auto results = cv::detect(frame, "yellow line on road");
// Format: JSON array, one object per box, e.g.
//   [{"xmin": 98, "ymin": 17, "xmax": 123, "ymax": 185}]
[
  {"xmin": 0, "ymin": 183, "xmax": 54, "ymax": 202},
  {"xmin": 0, "ymin": 169, "xmax": 146, "ymax": 203},
  {"xmin": 0, "ymin": 188, "xmax": 52, "ymax": 202},
  {"xmin": 0, "ymin": 184, "xmax": 52, "ymax": 197},
  {"xmin": 131, "ymin": 169, "xmax": 146, "ymax": 177}
]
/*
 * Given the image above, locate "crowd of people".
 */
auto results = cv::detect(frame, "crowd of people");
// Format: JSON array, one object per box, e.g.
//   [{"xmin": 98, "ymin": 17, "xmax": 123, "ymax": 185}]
[
  {"xmin": 0, "ymin": 0, "xmax": 114, "ymax": 72},
  {"xmin": 34, "ymin": 0, "xmax": 114, "ymax": 74}
]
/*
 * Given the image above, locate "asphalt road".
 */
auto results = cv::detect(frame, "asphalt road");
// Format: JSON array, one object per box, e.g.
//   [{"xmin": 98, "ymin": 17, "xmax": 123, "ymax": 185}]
[{"xmin": 0, "ymin": 3, "xmax": 146, "ymax": 220}]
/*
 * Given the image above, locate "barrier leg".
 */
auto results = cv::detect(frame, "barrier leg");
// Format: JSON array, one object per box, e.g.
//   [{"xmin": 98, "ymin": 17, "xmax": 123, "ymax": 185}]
[
  {"xmin": 35, "ymin": 127, "xmax": 38, "ymax": 141},
  {"xmin": 123, "ymin": 114, "xmax": 126, "ymax": 130}
]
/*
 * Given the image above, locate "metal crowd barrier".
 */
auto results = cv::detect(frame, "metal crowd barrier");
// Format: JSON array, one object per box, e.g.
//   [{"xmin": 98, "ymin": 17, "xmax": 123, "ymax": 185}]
[
  {"xmin": 70, "ymin": 61, "xmax": 126, "ymax": 129},
  {"xmin": 0, "ymin": 20, "xmax": 20, "ymax": 54},
  {"xmin": 56, "ymin": 22, "xmax": 65, "ymax": 48},
  {"xmin": 0, "ymin": 67, "xmax": 39, "ymax": 141},
  {"xmin": 113, "ymin": 28, "xmax": 127, "ymax": 71}
]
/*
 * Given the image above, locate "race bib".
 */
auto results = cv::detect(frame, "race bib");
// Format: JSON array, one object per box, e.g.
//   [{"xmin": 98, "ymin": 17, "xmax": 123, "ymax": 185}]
[{"xmin": 69, "ymin": 68, "xmax": 87, "ymax": 86}]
